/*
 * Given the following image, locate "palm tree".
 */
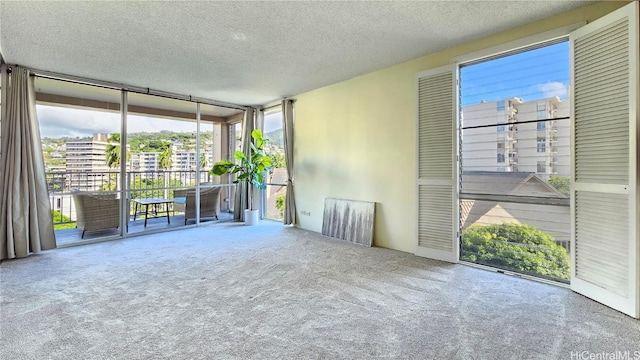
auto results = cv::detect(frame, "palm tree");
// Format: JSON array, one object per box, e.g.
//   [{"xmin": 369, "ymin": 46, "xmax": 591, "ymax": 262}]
[
  {"xmin": 199, "ymin": 153, "xmax": 208, "ymax": 169},
  {"xmin": 105, "ymin": 133, "xmax": 121, "ymax": 168},
  {"xmin": 158, "ymin": 141, "xmax": 173, "ymax": 170},
  {"xmin": 157, "ymin": 141, "xmax": 173, "ymax": 199}
]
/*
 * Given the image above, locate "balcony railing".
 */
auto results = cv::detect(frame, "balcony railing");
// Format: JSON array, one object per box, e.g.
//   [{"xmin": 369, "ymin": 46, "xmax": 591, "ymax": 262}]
[{"xmin": 46, "ymin": 170, "xmax": 231, "ymax": 229}]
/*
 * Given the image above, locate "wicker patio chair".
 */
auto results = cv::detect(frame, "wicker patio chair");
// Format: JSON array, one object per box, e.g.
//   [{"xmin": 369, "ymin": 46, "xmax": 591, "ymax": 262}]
[
  {"xmin": 72, "ymin": 192, "xmax": 120, "ymax": 238},
  {"xmin": 173, "ymin": 186, "xmax": 221, "ymax": 225}
]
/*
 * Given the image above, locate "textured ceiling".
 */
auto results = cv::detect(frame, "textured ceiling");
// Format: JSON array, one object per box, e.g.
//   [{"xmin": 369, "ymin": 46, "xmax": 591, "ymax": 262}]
[{"xmin": 0, "ymin": 1, "xmax": 595, "ymax": 106}]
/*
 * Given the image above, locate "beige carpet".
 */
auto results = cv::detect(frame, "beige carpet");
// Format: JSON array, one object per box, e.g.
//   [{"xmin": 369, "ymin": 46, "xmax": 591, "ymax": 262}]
[{"xmin": 1, "ymin": 221, "xmax": 639, "ymax": 359}]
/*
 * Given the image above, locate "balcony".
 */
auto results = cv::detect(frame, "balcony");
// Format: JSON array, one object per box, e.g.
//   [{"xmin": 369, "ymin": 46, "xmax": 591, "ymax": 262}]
[{"xmin": 47, "ymin": 170, "xmax": 238, "ymax": 246}]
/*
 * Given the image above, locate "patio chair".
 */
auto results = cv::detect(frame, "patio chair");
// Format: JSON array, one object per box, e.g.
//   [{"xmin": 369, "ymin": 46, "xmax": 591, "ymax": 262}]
[
  {"xmin": 72, "ymin": 192, "xmax": 120, "ymax": 238},
  {"xmin": 173, "ymin": 186, "xmax": 221, "ymax": 225}
]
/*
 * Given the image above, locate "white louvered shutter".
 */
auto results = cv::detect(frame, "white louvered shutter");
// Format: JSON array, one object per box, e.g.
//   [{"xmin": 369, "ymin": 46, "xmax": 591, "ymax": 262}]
[
  {"xmin": 415, "ymin": 65, "xmax": 459, "ymax": 263},
  {"xmin": 570, "ymin": 1, "xmax": 639, "ymax": 318}
]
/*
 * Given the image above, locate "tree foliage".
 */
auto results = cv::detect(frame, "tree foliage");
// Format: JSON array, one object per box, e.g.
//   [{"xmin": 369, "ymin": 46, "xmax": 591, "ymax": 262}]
[
  {"xmin": 275, "ymin": 195, "xmax": 286, "ymax": 216},
  {"xmin": 157, "ymin": 141, "xmax": 173, "ymax": 170},
  {"xmin": 128, "ymin": 177, "xmax": 184, "ymax": 200},
  {"xmin": 105, "ymin": 133, "xmax": 130, "ymax": 168},
  {"xmin": 269, "ymin": 153, "xmax": 286, "ymax": 168},
  {"xmin": 199, "ymin": 153, "xmax": 208, "ymax": 169},
  {"xmin": 548, "ymin": 175, "xmax": 570, "ymax": 197},
  {"xmin": 461, "ymin": 223, "xmax": 570, "ymax": 280}
]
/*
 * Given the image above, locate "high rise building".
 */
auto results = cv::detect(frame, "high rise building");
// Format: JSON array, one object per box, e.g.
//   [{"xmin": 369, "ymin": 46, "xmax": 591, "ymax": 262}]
[
  {"xmin": 461, "ymin": 95, "xmax": 570, "ymax": 180},
  {"xmin": 65, "ymin": 133, "xmax": 112, "ymax": 191}
]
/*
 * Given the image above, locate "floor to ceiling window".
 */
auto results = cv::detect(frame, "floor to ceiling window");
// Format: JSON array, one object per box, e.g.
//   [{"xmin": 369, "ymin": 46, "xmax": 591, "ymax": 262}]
[
  {"xmin": 126, "ymin": 93, "xmax": 200, "ymax": 233},
  {"xmin": 225, "ymin": 121, "xmax": 243, "ymax": 214},
  {"xmin": 33, "ymin": 77, "xmax": 243, "ymax": 244},
  {"xmin": 262, "ymin": 109, "xmax": 286, "ymax": 221},
  {"xmin": 199, "ymin": 103, "xmax": 232, "ymax": 221},
  {"xmin": 459, "ymin": 40, "xmax": 571, "ymax": 283},
  {"xmin": 35, "ymin": 78, "xmax": 124, "ymax": 245}
]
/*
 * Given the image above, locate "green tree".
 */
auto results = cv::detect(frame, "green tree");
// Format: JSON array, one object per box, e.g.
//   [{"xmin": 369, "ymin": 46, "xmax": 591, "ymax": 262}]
[
  {"xmin": 461, "ymin": 223, "xmax": 570, "ymax": 281},
  {"xmin": 158, "ymin": 141, "xmax": 173, "ymax": 170},
  {"xmin": 269, "ymin": 153, "xmax": 286, "ymax": 168},
  {"xmin": 275, "ymin": 194, "xmax": 286, "ymax": 216},
  {"xmin": 128, "ymin": 176, "xmax": 183, "ymax": 200},
  {"xmin": 548, "ymin": 175, "xmax": 570, "ymax": 197},
  {"xmin": 199, "ymin": 153, "xmax": 208, "ymax": 169},
  {"xmin": 105, "ymin": 133, "xmax": 130, "ymax": 168}
]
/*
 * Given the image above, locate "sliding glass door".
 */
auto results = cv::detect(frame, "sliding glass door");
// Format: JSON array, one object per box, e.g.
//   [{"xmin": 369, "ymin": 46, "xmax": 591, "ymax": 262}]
[
  {"xmin": 35, "ymin": 78, "xmax": 124, "ymax": 244},
  {"xmin": 126, "ymin": 93, "xmax": 197, "ymax": 234},
  {"xmin": 262, "ymin": 109, "xmax": 287, "ymax": 221}
]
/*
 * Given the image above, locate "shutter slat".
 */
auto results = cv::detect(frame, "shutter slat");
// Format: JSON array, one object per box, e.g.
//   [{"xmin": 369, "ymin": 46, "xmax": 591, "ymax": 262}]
[
  {"xmin": 418, "ymin": 72, "xmax": 453, "ymax": 179},
  {"xmin": 575, "ymin": 191, "xmax": 629, "ymax": 297},
  {"xmin": 418, "ymin": 184, "xmax": 453, "ymax": 251}
]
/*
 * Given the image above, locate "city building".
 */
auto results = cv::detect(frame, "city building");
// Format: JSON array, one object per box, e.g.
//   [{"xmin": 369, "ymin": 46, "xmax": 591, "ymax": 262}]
[
  {"xmin": 461, "ymin": 95, "xmax": 570, "ymax": 179},
  {"xmin": 65, "ymin": 133, "xmax": 112, "ymax": 192},
  {"xmin": 130, "ymin": 151, "xmax": 161, "ymax": 173}
]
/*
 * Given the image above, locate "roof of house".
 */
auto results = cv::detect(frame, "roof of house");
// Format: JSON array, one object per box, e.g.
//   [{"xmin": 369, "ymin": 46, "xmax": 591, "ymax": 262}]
[{"xmin": 461, "ymin": 171, "xmax": 566, "ymax": 198}]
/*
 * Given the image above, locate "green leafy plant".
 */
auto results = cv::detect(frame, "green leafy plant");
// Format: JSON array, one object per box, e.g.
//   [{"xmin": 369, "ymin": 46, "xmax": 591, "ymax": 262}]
[
  {"xmin": 210, "ymin": 130, "xmax": 272, "ymax": 210},
  {"xmin": 548, "ymin": 175, "xmax": 570, "ymax": 197},
  {"xmin": 461, "ymin": 223, "xmax": 570, "ymax": 281},
  {"xmin": 275, "ymin": 194, "xmax": 286, "ymax": 217}
]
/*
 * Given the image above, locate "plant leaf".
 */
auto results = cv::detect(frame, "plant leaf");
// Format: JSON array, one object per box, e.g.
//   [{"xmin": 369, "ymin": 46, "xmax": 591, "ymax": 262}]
[
  {"xmin": 234, "ymin": 151, "xmax": 246, "ymax": 160},
  {"xmin": 210, "ymin": 161, "xmax": 234, "ymax": 175}
]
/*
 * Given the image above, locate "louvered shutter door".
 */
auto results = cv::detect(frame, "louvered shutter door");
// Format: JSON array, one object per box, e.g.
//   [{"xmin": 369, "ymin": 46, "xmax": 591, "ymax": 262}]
[
  {"xmin": 570, "ymin": 2, "xmax": 639, "ymax": 318},
  {"xmin": 415, "ymin": 65, "xmax": 459, "ymax": 263}
]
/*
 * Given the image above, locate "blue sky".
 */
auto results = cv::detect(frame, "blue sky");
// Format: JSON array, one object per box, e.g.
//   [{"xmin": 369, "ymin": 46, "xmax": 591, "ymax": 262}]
[{"xmin": 460, "ymin": 41, "xmax": 569, "ymax": 106}]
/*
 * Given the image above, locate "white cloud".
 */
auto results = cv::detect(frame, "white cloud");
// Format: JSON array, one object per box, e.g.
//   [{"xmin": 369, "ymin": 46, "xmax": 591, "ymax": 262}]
[
  {"xmin": 37, "ymin": 105, "xmax": 120, "ymax": 138},
  {"xmin": 37, "ymin": 105, "xmax": 199, "ymax": 138},
  {"xmin": 535, "ymin": 82, "xmax": 567, "ymax": 99}
]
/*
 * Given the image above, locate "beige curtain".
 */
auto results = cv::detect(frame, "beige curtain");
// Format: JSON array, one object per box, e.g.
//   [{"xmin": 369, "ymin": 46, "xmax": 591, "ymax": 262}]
[
  {"xmin": 282, "ymin": 100, "xmax": 297, "ymax": 225},
  {"xmin": 233, "ymin": 108, "xmax": 255, "ymax": 221},
  {"xmin": 0, "ymin": 67, "xmax": 56, "ymax": 260}
]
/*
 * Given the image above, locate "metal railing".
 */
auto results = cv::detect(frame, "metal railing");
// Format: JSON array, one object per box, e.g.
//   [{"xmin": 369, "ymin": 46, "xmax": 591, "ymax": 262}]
[{"xmin": 47, "ymin": 169, "xmax": 229, "ymax": 228}]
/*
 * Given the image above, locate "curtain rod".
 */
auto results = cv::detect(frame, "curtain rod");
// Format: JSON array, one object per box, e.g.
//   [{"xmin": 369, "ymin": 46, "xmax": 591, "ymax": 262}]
[
  {"xmin": 6, "ymin": 63, "xmax": 249, "ymax": 112},
  {"xmin": 260, "ymin": 98, "xmax": 296, "ymax": 112}
]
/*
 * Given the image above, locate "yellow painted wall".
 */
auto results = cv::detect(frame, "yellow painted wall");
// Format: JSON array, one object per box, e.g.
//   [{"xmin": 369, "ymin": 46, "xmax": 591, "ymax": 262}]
[{"xmin": 293, "ymin": 1, "xmax": 628, "ymax": 253}]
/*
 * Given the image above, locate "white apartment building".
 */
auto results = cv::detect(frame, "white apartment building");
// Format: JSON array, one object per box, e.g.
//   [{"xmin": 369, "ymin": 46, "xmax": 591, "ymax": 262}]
[
  {"xmin": 130, "ymin": 152, "xmax": 161, "ymax": 173},
  {"xmin": 461, "ymin": 95, "xmax": 570, "ymax": 180},
  {"xmin": 65, "ymin": 133, "xmax": 112, "ymax": 191}
]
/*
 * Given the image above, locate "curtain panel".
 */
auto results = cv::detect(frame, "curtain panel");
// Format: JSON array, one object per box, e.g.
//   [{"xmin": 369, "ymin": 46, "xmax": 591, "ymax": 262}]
[
  {"xmin": 0, "ymin": 67, "xmax": 56, "ymax": 260},
  {"xmin": 282, "ymin": 100, "xmax": 296, "ymax": 225}
]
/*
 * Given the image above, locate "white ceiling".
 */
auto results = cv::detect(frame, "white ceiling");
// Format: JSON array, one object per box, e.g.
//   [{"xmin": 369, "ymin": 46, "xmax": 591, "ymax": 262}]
[{"xmin": 0, "ymin": 1, "xmax": 596, "ymax": 107}]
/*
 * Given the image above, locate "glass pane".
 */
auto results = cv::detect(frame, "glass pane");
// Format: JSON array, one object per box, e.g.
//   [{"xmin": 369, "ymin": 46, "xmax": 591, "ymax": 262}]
[
  {"xmin": 199, "ymin": 103, "xmax": 236, "ymax": 223},
  {"xmin": 126, "ymin": 93, "xmax": 196, "ymax": 233},
  {"xmin": 461, "ymin": 200, "xmax": 570, "ymax": 283},
  {"xmin": 35, "ymin": 78, "xmax": 122, "ymax": 245},
  {"xmin": 263, "ymin": 111, "xmax": 287, "ymax": 221},
  {"xmin": 459, "ymin": 40, "xmax": 571, "ymax": 283}
]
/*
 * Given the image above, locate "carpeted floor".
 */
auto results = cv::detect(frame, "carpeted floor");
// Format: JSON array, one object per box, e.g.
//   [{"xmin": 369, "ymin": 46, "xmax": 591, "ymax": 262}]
[{"xmin": 1, "ymin": 221, "xmax": 639, "ymax": 360}]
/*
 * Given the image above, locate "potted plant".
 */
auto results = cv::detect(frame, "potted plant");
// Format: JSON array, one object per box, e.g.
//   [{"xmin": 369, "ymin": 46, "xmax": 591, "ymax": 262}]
[{"xmin": 210, "ymin": 129, "xmax": 272, "ymax": 225}]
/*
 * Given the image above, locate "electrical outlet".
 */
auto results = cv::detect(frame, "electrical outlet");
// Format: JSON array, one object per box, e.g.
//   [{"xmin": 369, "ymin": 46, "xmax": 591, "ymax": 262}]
[{"xmin": 300, "ymin": 211, "xmax": 311, "ymax": 216}]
